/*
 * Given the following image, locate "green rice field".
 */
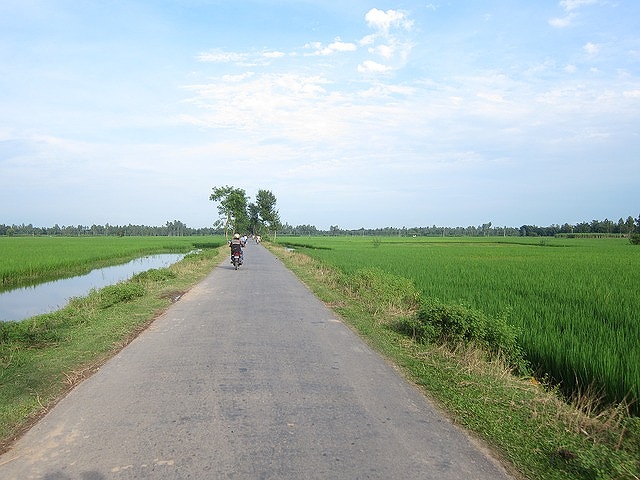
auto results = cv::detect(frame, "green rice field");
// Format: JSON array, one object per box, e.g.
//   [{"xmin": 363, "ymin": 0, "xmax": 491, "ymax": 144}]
[
  {"xmin": 2, "ymin": 234, "xmax": 638, "ymax": 413},
  {"xmin": 279, "ymin": 236, "xmax": 639, "ymax": 413},
  {"xmin": 0, "ymin": 236, "xmax": 225, "ymax": 290}
]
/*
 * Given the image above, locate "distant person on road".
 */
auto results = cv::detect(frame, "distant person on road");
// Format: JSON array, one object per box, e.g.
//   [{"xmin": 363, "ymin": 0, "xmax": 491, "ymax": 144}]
[
  {"xmin": 241, "ymin": 235, "xmax": 248, "ymax": 247},
  {"xmin": 229, "ymin": 233, "xmax": 243, "ymax": 265}
]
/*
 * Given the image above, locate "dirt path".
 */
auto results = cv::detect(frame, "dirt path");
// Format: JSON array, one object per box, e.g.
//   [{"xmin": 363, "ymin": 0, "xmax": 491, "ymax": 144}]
[{"xmin": 0, "ymin": 244, "xmax": 513, "ymax": 479}]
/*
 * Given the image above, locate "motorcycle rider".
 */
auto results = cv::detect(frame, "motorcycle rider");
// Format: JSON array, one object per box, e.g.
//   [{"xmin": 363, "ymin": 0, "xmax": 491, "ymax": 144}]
[{"xmin": 229, "ymin": 233, "xmax": 244, "ymax": 265}]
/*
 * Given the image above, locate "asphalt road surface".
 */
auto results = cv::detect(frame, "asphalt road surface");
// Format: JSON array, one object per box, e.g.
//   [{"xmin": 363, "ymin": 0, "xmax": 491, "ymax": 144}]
[{"xmin": 0, "ymin": 244, "xmax": 514, "ymax": 479}]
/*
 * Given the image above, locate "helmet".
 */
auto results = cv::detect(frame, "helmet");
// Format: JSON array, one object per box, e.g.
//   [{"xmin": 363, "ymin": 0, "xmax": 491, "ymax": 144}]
[{"xmin": 233, "ymin": 233, "xmax": 240, "ymax": 239}]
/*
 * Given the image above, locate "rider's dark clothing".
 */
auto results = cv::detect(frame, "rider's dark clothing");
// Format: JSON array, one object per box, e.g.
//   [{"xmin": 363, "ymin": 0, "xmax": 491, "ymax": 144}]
[
  {"xmin": 230, "ymin": 239, "xmax": 243, "ymax": 264},
  {"xmin": 230, "ymin": 239, "xmax": 243, "ymax": 254}
]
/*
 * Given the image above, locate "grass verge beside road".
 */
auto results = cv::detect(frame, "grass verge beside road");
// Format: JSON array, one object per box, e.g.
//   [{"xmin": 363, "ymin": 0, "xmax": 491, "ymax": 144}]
[
  {"xmin": 0, "ymin": 246, "xmax": 225, "ymax": 453},
  {"xmin": 268, "ymin": 243, "xmax": 640, "ymax": 480}
]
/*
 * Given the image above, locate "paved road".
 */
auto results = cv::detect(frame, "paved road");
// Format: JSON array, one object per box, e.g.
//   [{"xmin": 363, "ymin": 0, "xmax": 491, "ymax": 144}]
[{"xmin": 0, "ymin": 244, "xmax": 513, "ymax": 479}]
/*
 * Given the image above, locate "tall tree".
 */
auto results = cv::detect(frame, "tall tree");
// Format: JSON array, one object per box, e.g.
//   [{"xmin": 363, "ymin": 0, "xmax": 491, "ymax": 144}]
[
  {"xmin": 209, "ymin": 186, "xmax": 249, "ymax": 240},
  {"xmin": 247, "ymin": 202, "xmax": 260, "ymax": 235},
  {"xmin": 625, "ymin": 216, "xmax": 635, "ymax": 234},
  {"xmin": 256, "ymin": 189, "xmax": 280, "ymax": 240}
]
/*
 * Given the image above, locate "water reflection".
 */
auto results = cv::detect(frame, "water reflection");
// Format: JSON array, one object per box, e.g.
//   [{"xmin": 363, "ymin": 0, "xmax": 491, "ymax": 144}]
[{"xmin": 0, "ymin": 253, "xmax": 186, "ymax": 322}]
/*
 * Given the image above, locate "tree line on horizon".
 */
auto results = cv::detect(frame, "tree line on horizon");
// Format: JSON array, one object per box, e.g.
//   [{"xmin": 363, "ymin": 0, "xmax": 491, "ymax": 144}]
[
  {"xmin": 2, "ymin": 213, "xmax": 638, "ymax": 240},
  {"xmin": 280, "ymin": 215, "xmax": 640, "ymax": 239},
  {"xmin": 0, "ymin": 220, "xmax": 217, "ymax": 237}
]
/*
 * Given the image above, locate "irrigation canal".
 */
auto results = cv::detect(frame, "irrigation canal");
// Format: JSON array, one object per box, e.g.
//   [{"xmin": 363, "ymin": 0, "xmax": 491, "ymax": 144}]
[{"xmin": 0, "ymin": 253, "xmax": 186, "ymax": 322}]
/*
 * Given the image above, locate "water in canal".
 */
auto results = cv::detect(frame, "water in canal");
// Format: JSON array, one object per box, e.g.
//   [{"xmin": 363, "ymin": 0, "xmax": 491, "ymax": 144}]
[{"xmin": 0, "ymin": 253, "xmax": 186, "ymax": 322}]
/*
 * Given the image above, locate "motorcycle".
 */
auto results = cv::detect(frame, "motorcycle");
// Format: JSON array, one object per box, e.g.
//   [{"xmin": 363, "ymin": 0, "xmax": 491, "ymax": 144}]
[{"xmin": 231, "ymin": 251, "xmax": 242, "ymax": 270}]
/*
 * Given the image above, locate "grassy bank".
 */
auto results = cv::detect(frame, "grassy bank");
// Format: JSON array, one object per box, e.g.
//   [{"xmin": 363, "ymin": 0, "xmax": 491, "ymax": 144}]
[
  {"xmin": 0, "ymin": 244, "xmax": 225, "ymax": 452},
  {"xmin": 0, "ymin": 236, "xmax": 222, "ymax": 290},
  {"xmin": 267, "ymin": 242, "xmax": 640, "ymax": 480}
]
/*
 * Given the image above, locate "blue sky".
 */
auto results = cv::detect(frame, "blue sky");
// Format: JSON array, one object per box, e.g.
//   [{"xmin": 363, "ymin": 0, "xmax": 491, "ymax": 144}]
[{"xmin": 1, "ymin": 1, "xmax": 638, "ymax": 230}]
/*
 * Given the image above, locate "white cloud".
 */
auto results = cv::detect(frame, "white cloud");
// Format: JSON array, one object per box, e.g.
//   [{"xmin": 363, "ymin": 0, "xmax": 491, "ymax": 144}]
[
  {"xmin": 263, "ymin": 51, "xmax": 286, "ymax": 59},
  {"xmin": 370, "ymin": 44, "xmax": 395, "ymax": 59},
  {"xmin": 525, "ymin": 60, "xmax": 557, "ymax": 76},
  {"xmin": 560, "ymin": 0, "xmax": 598, "ymax": 12},
  {"xmin": 306, "ymin": 38, "xmax": 357, "ymax": 56},
  {"xmin": 551, "ymin": 0, "xmax": 599, "ymax": 27},
  {"xmin": 326, "ymin": 39, "xmax": 357, "ymax": 54},
  {"xmin": 623, "ymin": 90, "xmax": 640, "ymax": 98},
  {"xmin": 549, "ymin": 15, "xmax": 574, "ymax": 28},
  {"xmin": 283, "ymin": 158, "xmax": 346, "ymax": 178},
  {"xmin": 364, "ymin": 8, "xmax": 413, "ymax": 35},
  {"xmin": 358, "ymin": 84, "xmax": 415, "ymax": 98},
  {"xmin": 583, "ymin": 42, "xmax": 600, "ymax": 56},
  {"xmin": 181, "ymin": 73, "xmax": 348, "ymax": 142},
  {"xmin": 304, "ymin": 41, "xmax": 322, "ymax": 51},
  {"xmin": 359, "ymin": 9, "xmax": 414, "ymax": 72},
  {"xmin": 222, "ymin": 72, "xmax": 255, "ymax": 82},
  {"xmin": 196, "ymin": 49, "xmax": 246, "ymax": 63},
  {"xmin": 359, "ymin": 34, "xmax": 376, "ymax": 46},
  {"xmin": 357, "ymin": 60, "xmax": 392, "ymax": 74},
  {"xmin": 476, "ymin": 92, "xmax": 506, "ymax": 103}
]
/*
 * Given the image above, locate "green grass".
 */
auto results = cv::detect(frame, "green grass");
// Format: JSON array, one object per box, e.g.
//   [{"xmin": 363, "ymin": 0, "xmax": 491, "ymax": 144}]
[
  {"xmin": 1, "ymin": 235, "xmax": 637, "ymax": 478},
  {"xmin": 0, "ymin": 240, "xmax": 225, "ymax": 451},
  {"xmin": 269, "ymin": 241, "xmax": 640, "ymax": 480},
  {"xmin": 278, "ymin": 236, "xmax": 639, "ymax": 414},
  {"xmin": 0, "ymin": 236, "xmax": 224, "ymax": 290}
]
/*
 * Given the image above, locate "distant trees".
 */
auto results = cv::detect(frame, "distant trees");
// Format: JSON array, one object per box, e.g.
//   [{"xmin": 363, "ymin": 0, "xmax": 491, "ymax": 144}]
[
  {"xmin": 209, "ymin": 186, "xmax": 249, "ymax": 240},
  {"xmin": 280, "ymin": 215, "xmax": 638, "ymax": 238},
  {"xmin": 247, "ymin": 203, "xmax": 260, "ymax": 236},
  {"xmin": 622, "ymin": 216, "xmax": 636, "ymax": 234},
  {"xmin": 278, "ymin": 223, "xmax": 319, "ymax": 236},
  {"xmin": 519, "ymin": 215, "xmax": 639, "ymax": 238},
  {"xmin": 631, "ymin": 215, "xmax": 640, "ymax": 245},
  {"xmin": 276, "ymin": 218, "xmax": 638, "ymax": 238},
  {"xmin": 165, "ymin": 220, "xmax": 187, "ymax": 236},
  {"xmin": 254, "ymin": 189, "xmax": 280, "ymax": 240},
  {"xmin": 209, "ymin": 186, "xmax": 280, "ymax": 240},
  {"xmin": 0, "ymin": 222, "xmax": 218, "ymax": 237},
  {"xmin": 3, "ymin": 209, "xmax": 638, "ymax": 241}
]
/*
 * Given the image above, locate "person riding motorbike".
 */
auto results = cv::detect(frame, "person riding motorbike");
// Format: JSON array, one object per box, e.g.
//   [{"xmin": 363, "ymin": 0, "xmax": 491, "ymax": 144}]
[{"xmin": 229, "ymin": 233, "xmax": 243, "ymax": 265}]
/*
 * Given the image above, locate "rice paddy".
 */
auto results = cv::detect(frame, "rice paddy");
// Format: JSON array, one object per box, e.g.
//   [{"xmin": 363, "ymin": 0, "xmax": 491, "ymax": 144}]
[
  {"xmin": 0, "ymin": 236, "xmax": 224, "ymax": 291},
  {"xmin": 279, "ymin": 236, "xmax": 639, "ymax": 413}
]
